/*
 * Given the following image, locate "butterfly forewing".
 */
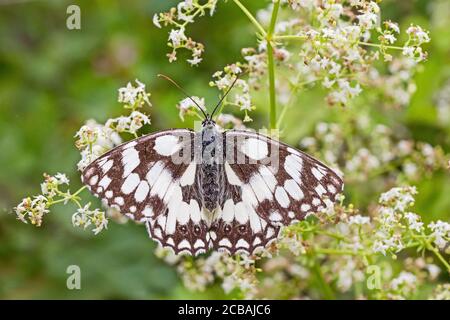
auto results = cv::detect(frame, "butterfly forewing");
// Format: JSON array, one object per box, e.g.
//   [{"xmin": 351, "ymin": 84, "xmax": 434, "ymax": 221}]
[{"xmin": 82, "ymin": 129, "xmax": 209, "ymax": 255}]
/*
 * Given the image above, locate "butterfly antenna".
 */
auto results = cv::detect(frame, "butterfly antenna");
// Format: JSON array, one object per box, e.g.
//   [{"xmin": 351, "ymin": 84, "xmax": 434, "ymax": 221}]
[
  {"xmin": 210, "ymin": 74, "xmax": 241, "ymax": 120},
  {"xmin": 157, "ymin": 74, "xmax": 208, "ymax": 119}
]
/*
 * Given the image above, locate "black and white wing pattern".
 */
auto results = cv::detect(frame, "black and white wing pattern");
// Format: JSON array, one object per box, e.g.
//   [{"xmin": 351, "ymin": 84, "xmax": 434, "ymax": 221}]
[
  {"xmin": 81, "ymin": 129, "xmax": 209, "ymax": 255},
  {"xmin": 82, "ymin": 127, "xmax": 343, "ymax": 256},
  {"xmin": 209, "ymin": 181, "xmax": 281, "ymax": 255},
  {"xmin": 211, "ymin": 130, "xmax": 343, "ymax": 254}
]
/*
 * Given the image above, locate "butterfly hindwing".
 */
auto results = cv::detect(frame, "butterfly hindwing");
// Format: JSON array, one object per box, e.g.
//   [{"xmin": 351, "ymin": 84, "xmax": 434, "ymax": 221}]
[
  {"xmin": 210, "ymin": 182, "xmax": 280, "ymax": 254},
  {"xmin": 145, "ymin": 164, "xmax": 210, "ymax": 255}
]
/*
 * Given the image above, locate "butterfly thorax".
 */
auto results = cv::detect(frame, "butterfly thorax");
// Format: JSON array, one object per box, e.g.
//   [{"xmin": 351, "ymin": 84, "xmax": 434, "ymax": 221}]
[{"xmin": 197, "ymin": 123, "xmax": 224, "ymax": 213}]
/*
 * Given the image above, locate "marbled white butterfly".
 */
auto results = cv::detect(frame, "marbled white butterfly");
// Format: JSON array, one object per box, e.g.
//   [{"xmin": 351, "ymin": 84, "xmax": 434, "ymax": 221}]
[{"xmin": 82, "ymin": 76, "xmax": 343, "ymax": 255}]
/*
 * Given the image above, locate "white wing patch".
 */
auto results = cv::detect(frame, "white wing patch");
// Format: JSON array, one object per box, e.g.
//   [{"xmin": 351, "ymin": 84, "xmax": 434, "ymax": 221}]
[
  {"xmin": 180, "ymin": 162, "xmax": 196, "ymax": 186},
  {"xmin": 241, "ymin": 137, "xmax": 269, "ymax": 160},
  {"xmin": 154, "ymin": 135, "xmax": 180, "ymax": 156},
  {"xmin": 225, "ymin": 162, "xmax": 242, "ymax": 186}
]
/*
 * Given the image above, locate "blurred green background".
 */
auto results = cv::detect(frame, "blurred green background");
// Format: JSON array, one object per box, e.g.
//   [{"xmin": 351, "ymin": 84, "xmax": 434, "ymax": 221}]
[{"xmin": 0, "ymin": 0, "xmax": 449, "ymax": 299}]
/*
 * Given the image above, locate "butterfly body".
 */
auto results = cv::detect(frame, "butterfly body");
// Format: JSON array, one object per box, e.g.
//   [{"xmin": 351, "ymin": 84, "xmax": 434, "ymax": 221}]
[
  {"xmin": 198, "ymin": 121, "xmax": 224, "ymax": 213},
  {"xmin": 82, "ymin": 120, "xmax": 343, "ymax": 255}
]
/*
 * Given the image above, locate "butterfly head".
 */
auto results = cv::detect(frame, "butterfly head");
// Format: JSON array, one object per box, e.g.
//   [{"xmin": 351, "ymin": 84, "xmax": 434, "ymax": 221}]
[{"xmin": 201, "ymin": 117, "xmax": 216, "ymax": 129}]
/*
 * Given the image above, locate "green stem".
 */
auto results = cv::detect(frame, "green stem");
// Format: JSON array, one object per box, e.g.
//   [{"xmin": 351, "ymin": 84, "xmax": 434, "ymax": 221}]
[
  {"xmin": 274, "ymin": 34, "xmax": 406, "ymax": 51},
  {"xmin": 71, "ymin": 185, "xmax": 87, "ymax": 197},
  {"xmin": 273, "ymin": 34, "xmax": 307, "ymax": 41},
  {"xmin": 311, "ymin": 258, "xmax": 335, "ymax": 299},
  {"xmin": 358, "ymin": 41, "xmax": 405, "ymax": 51},
  {"xmin": 427, "ymin": 244, "xmax": 450, "ymax": 274},
  {"xmin": 276, "ymin": 72, "xmax": 301, "ymax": 129},
  {"xmin": 267, "ymin": 0, "xmax": 280, "ymax": 130},
  {"xmin": 232, "ymin": 0, "xmax": 266, "ymax": 37},
  {"xmin": 314, "ymin": 248, "xmax": 361, "ymax": 256},
  {"xmin": 316, "ymin": 230, "xmax": 347, "ymax": 241},
  {"xmin": 47, "ymin": 186, "xmax": 87, "ymax": 206},
  {"xmin": 267, "ymin": 45, "xmax": 276, "ymax": 130}
]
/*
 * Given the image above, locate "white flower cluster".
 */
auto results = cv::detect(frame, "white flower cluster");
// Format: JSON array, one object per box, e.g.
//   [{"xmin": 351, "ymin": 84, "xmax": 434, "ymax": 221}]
[
  {"xmin": 153, "ymin": 0, "xmax": 218, "ymax": 65},
  {"xmin": 210, "ymin": 64, "xmax": 254, "ymax": 122},
  {"xmin": 174, "ymin": 250, "xmax": 258, "ymax": 297},
  {"xmin": 14, "ymin": 172, "xmax": 109, "ymax": 235},
  {"xmin": 162, "ymin": 183, "xmax": 448, "ymax": 299},
  {"xmin": 40, "ymin": 172, "xmax": 70, "ymax": 198},
  {"xmin": 118, "ymin": 79, "xmax": 151, "ymax": 107},
  {"xmin": 430, "ymin": 284, "xmax": 450, "ymax": 300},
  {"xmin": 216, "ymin": 113, "xmax": 246, "ymax": 130},
  {"xmin": 403, "ymin": 25, "xmax": 431, "ymax": 61},
  {"xmin": 428, "ymin": 220, "xmax": 450, "ymax": 249},
  {"xmin": 333, "ymin": 257, "xmax": 365, "ymax": 292},
  {"xmin": 300, "ymin": 120, "xmax": 449, "ymax": 182},
  {"xmin": 389, "ymin": 271, "xmax": 417, "ymax": 298},
  {"xmin": 14, "ymin": 173, "xmax": 69, "ymax": 226},
  {"xmin": 72, "ymin": 203, "xmax": 108, "ymax": 235},
  {"xmin": 177, "ymin": 96, "xmax": 206, "ymax": 121},
  {"xmin": 372, "ymin": 186, "xmax": 417, "ymax": 256},
  {"xmin": 75, "ymin": 79, "xmax": 151, "ymax": 171},
  {"xmin": 255, "ymin": 0, "xmax": 429, "ymax": 107},
  {"xmin": 279, "ymin": 232, "xmax": 306, "ymax": 256},
  {"xmin": 15, "ymin": 195, "xmax": 49, "ymax": 227},
  {"xmin": 75, "ymin": 120, "xmax": 122, "ymax": 171},
  {"xmin": 106, "ymin": 111, "xmax": 150, "ymax": 136}
]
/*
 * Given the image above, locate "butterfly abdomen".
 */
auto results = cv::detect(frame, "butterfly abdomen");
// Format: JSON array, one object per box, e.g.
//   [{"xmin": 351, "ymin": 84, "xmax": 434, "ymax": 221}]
[{"xmin": 199, "ymin": 125, "xmax": 224, "ymax": 212}]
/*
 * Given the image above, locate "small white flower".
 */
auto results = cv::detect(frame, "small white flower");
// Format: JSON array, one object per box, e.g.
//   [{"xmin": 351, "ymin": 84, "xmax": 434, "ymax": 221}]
[
  {"xmin": 402, "ymin": 46, "xmax": 415, "ymax": 58},
  {"xmin": 385, "ymin": 21, "xmax": 400, "ymax": 33},
  {"xmin": 275, "ymin": 48, "xmax": 291, "ymax": 62},
  {"xmin": 390, "ymin": 271, "xmax": 417, "ymax": 291},
  {"xmin": 406, "ymin": 25, "xmax": 430, "ymax": 44},
  {"xmin": 55, "ymin": 173, "xmax": 70, "ymax": 185},
  {"xmin": 177, "ymin": 96, "xmax": 205, "ymax": 120},
  {"xmin": 239, "ymin": 255, "xmax": 255, "ymax": 268},
  {"xmin": 426, "ymin": 264, "xmax": 441, "ymax": 280},
  {"xmin": 152, "ymin": 14, "xmax": 161, "ymax": 28},
  {"xmin": 235, "ymin": 94, "xmax": 252, "ymax": 111},
  {"xmin": 357, "ymin": 11, "xmax": 378, "ymax": 29},
  {"xmin": 348, "ymin": 215, "xmax": 371, "ymax": 226},
  {"xmin": 384, "ymin": 34, "xmax": 396, "ymax": 44},
  {"xmin": 128, "ymin": 111, "xmax": 150, "ymax": 133},
  {"xmin": 117, "ymin": 79, "xmax": 151, "ymax": 106},
  {"xmin": 215, "ymin": 76, "xmax": 233, "ymax": 90},
  {"xmin": 72, "ymin": 203, "xmax": 108, "ymax": 235},
  {"xmin": 322, "ymin": 77, "xmax": 335, "ymax": 89},
  {"xmin": 404, "ymin": 212, "xmax": 424, "ymax": 232},
  {"xmin": 168, "ymin": 28, "xmax": 187, "ymax": 47},
  {"xmin": 222, "ymin": 275, "xmax": 237, "ymax": 294},
  {"xmin": 322, "ymin": 28, "xmax": 335, "ymax": 38},
  {"xmin": 428, "ymin": 220, "xmax": 450, "ymax": 249},
  {"xmin": 187, "ymin": 56, "xmax": 202, "ymax": 66},
  {"xmin": 300, "ymin": 136, "xmax": 316, "ymax": 148}
]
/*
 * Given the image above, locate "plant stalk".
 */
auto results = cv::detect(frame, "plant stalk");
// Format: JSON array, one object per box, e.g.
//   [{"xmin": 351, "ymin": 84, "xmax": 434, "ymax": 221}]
[
  {"xmin": 267, "ymin": 0, "xmax": 280, "ymax": 130},
  {"xmin": 232, "ymin": 0, "xmax": 266, "ymax": 37}
]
